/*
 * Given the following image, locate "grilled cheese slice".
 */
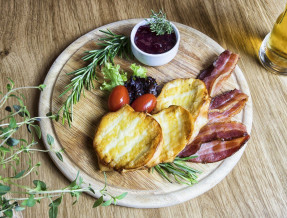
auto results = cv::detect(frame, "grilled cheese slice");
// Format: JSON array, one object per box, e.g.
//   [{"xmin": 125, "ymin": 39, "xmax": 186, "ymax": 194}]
[
  {"xmin": 154, "ymin": 78, "xmax": 210, "ymax": 141},
  {"xmin": 93, "ymin": 105, "xmax": 163, "ymax": 172},
  {"xmin": 147, "ymin": 105, "xmax": 194, "ymax": 166}
]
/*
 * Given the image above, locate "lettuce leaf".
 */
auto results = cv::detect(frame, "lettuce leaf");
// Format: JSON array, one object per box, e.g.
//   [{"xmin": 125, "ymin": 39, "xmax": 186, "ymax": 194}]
[
  {"xmin": 130, "ymin": 64, "xmax": 147, "ymax": 78},
  {"xmin": 100, "ymin": 63, "xmax": 128, "ymax": 91}
]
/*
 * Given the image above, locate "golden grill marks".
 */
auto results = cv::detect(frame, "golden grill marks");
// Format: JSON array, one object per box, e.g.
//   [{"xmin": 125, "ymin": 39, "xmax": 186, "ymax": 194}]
[
  {"xmin": 154, "ymin": 78, "xmax": 210, "ymax": 142},
  {"xmin": 93, "ymin": 105, "xmax": 163, "ymax": 172},
  {"xmin": 146, "ymin": 105, "xmax": 194, "ymax": 167}
]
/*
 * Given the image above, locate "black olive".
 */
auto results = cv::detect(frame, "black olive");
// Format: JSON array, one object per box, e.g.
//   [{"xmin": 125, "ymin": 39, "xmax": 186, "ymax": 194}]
[{"xmin": 124, "ymin": 75, "xmax": 159, "ymax": 104}]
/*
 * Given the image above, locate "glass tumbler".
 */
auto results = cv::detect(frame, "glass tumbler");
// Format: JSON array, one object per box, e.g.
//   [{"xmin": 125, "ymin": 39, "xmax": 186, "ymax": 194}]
[{"xmin": 259, "ymin": 3, "xmax": 287, "ymax": 74}]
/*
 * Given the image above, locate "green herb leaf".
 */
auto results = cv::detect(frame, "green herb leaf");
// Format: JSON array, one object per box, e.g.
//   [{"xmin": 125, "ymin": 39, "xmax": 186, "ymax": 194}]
[
  {"xmin": 0, "ymin": 183, "xmax": 11, "ymax": 196},
  {"xmin": 55, "ymin": 152, "xmax": 63, "ymax": 162},
  {"xmin": 101, "ymin": 198, "xmax": 113, "ymax": 206},
  {"xmin": 23, "ymin": 107, "xmax": 30, "ymax": 118},
  {"xmin": 22, "ymin": 195, "xmax": 36, "ymax": 207},
  {"xmin": 7, "ymin": 83, "xmax": 12, "ymax": 91},
  {"xmin": 174, "ymin": 155, "xmax": 198, "ymax": 161},
  {"xmin": 26, "ymin": 124, "xmax": 32, "ymax": 133},
  {"xmin": 6, "ymin": 138, "xmax": 20, "ymax": 147},
  {"xmin": 48, "ymin": 113, "xmax": 60, "ymax": 121},
  {"xmin": 55, "ymin": 114, "xmax": 60, "ymax": 122},
  {"xmin": 69, "ymin": 171, "xmax": 80, "ymax": 188},
  {"xmin": 88, "ymin": 187, "xmax": 95, "ymax": 194},
  {"xmin": 7, "ymin": 77, "xmax": 15, "ymax": 87},
  {"xmin": 50, "ymin": 196, "xmax": 63, "ymax": 207},
  {"xmin": 49, "ymin": 205, "xmax": 58, "ymax": 218},
  {"xmin": 4, "ymin": 209, "xmax": 13, "ymax": 217},
  {"xmin": 19, "ymin": 138, "xmax": 28, "ymax": 143},
  {"xmin": 47, "ymin": 134, "xmax": 54, "ymax": 146},
  {"xmin": 115, "ymin": 192, "xmax": 128, "ymax": 200},
  {"xmin": 32, "ymin": 125, "xmax": 41, "ymax": 139},
  {"xmin": 93, "ymin": 196, "xmax": 104, "ymax": 207},
  {"xmin": 71, "ymin": 191, "xmax": 81, "ymax": 205},
  {"xmin": 154, "ymin": 165, "xmax": 172, "ymax": 183},
  {"xmin": 130, "ymin": 64, "xmax": 147, "ymax": 78},
  {"xmin": 38, "ymin": 84, "xmax": 46, "ymax": 91},
  {"xmin": 78, "ymin": 176, "xmax": 83, "ymax": 186},
  {"xmin": 13, "ymin": 105, "xmax": 22, "ymax": 112},
  {"xmin": 0, "ymin": 146, "xmax": 10, "ymax": 152},
  {"xmin": 33, "ymin": 180, "xmax": 47, "ymax": 191},
  {"xmin": 13, "ymin": 170, "xmax": 25, "ymax": 178},
  {"xmin": 100, "ymin": 63, "xmax": 128, "ymax": 91},
  {"xmin": 9, "ymin": 117, "xmax": 17, "ymax": 129},
  {"xmin": 9, "ymin": 94, "xmax": 24, "ymax": 107},
  {"xmin": 14, "ymin": 206, "xmax": 26, "ymax": 211},
  {"xmin": 5, "ymin": 106, "xmax": 12, "ymax": 112}
]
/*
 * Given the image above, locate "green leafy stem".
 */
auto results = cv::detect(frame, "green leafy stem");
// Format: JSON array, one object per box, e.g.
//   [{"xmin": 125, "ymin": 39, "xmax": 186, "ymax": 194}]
[
  {"xmin": 1, "ymin": 171, "xmax": 126, "ymax": 218},
  {"xmin": 0, "ymin": 79, "xmax": 127, "ymax": 218}
]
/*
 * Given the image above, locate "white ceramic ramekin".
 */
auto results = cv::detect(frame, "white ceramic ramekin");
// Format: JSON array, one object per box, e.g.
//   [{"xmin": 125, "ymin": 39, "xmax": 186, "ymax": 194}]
[{"xmin": 130, "ymin": 19, "xmax": 180, "ymax": 66}]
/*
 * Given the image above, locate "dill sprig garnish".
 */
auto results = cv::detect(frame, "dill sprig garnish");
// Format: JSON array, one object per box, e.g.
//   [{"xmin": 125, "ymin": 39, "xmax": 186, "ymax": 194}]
[
  {"xmin": 153, "ymin": 156, "xmax": 201, "ymax": 186},
  {"xmin": 58, "ymin": 29, "xmax": 132, "ymax": 126},
  {"xmin": 146, "ymin": 10, "xmax": 174, "ymax": 35}
]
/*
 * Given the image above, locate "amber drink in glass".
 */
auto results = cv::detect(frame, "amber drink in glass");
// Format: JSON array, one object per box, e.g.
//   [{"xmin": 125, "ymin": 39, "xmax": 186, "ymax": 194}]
[{"xmin": 259, "ymin": 3, "xmax": 287, "ymax": 74}]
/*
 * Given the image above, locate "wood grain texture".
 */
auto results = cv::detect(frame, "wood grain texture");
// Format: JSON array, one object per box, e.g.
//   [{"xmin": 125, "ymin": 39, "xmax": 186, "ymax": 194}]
[
  {"xmin": 38, "ymin": 19, "xmax": 252, "ymax": 208},
  {"xmin": 0, "ymin": 0, "xmax": 286, "ymax": 217}
]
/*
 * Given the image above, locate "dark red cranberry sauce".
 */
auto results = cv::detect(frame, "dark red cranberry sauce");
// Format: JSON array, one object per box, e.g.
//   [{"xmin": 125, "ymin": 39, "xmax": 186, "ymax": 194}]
[{"xmin": 134, "ymin": 25, "xmax": 176, "ymax": 54}]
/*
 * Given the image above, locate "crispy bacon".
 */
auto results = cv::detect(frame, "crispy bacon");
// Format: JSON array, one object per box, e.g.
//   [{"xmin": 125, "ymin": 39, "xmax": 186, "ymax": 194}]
[
  {"xmin": 208, "ymin": 89, "xmax": 248, "ymax": 123},
  {"xmin": 178, "ymin": 122, "xmax": 249, "ymax": 163},
  {"xmin": 181, "ymin": 51, "xmax": 250, "ymax": 163},
  {"xmin": 197, "ymin": 50, "xmax": 239, "ymax": 96},
  {"xmin": 189, "ymin": 135, "xmax": 250, "ymax": 163}
]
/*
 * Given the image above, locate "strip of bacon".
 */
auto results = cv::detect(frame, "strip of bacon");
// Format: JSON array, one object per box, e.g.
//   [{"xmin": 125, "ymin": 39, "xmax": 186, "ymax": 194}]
[
  {"xmin": 189, "ymin": 135, "xmax": 249, "ymax": 163},
  {"xmin": 208, "ymin": 89, "xmax": 248, "ymax": 123},
  {"xmin": 197, "ymin": 50, "xmax": 239, "ymax": 97},
  {"xmin": 178, "ymin": 122, "xmax": 249, "ymax": 162}
]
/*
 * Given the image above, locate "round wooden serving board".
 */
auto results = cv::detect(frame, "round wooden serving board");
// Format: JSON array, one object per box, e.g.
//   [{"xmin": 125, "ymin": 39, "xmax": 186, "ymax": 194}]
[{"xmin": 39, "ymin": 19, "xmax": 252, "ymax": 208}]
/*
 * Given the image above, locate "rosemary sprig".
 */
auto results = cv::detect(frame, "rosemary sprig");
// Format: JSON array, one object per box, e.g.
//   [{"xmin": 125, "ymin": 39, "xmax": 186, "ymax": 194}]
[
  {"xmin": 58, "ymin": 29, "xmax": 132, "ymax": 126},
  {"xmin": 153, "ymin": 156, "xmax": 201, "ymax": 186},
  {"xmin": 146, "ymin": 10, "xmax": 174, "ymax": 35}
]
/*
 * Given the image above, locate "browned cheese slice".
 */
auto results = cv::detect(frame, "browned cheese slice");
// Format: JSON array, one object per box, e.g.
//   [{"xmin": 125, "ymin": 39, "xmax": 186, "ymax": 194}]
[
  {"xmin": 93, "ymin": 105, "xmax": 163, "ymax": 172},
  {"xmin": 154, "ymin": 78, "xmax": 210, "ymax": 142},
  {"xmin": 147, "ymin": 105, "xmax": 194, "ymax": 166}
]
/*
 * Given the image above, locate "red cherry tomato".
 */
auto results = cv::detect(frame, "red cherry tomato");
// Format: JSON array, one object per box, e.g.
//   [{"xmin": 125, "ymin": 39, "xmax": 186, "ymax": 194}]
[
  {"xmin": 108, "ymin": 85, "xmax": 130, "ymax": 112},
  {"xmin": 131, "ymin": 94, "xmax": 157, "ymax": 113}
]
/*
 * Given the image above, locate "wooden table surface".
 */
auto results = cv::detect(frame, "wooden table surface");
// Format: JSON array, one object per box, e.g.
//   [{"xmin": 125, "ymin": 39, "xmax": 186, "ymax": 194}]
[{"xmin": 1, "ymin": 0, "xmax": 287, "ymax": 217}]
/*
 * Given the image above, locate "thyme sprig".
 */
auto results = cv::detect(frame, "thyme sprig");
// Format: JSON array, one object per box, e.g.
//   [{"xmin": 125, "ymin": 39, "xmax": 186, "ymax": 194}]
[
  {"xmin": 58, "ymin": 29, "xmax": 132, "ymax": 126},
  {"xmin": 93, "ymin": 173, "xmax": 127, "ymax": 207},
  {"xmin": 153, "ymin": 156, "xmax": 201, "ymax": 186},
  {"xmin": 0, "ymin": 79, "xmax": 127, "ymax": 218},
  {"xmin": 146, "ymin": 10, "xmax": 174, "ymax": 35}
]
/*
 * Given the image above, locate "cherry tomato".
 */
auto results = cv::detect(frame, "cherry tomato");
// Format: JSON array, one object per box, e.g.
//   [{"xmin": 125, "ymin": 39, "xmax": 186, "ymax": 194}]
[
  {"xmin": 108, "ymin": 85, "xmax": 130, "ymax": 112},
  {"xmin": 131, "ymin": 94, "xmax": 157, "ymax": 113}
]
